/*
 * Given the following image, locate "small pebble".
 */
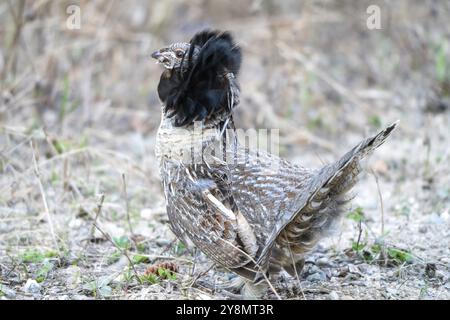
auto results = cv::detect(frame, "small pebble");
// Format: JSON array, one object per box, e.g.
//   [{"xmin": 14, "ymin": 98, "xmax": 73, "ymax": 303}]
[
  {"xmin": 425, "ymin": 263, "xmax": 437, "ymax": 278},
  {"xmin": 305, "ymin": 256, "xmax": 316, "ymax": 264},
  {"xmin": 335, "ymin": 266, "xmax": 349, "ymax": 277},
  {"xmin": 64, "ymin": 266, "xmax": 81, "ymax": 289},
  {"xmin": 329, "ymin": 291, "xmax": 339, "ymax": 300},
  {"xmin": 348, "ymin": 264, "xmax": 360, "ymax": 274},
  {"xmin": 306, "ymin": 271, "xmax": 327, "ymax": 282},
  {"xmin": 23, "ymin": 279, "xmax": 41, "ymax": 294},
  {"xmin": 418, "ymin": 226, "xmax": 428, "ymax": 234},
  {"xmin": 343, "ymin": 273, "xmax": 360, "ymax": 281},
  {"xmin": 156, "ymin": 239, "xmax": 171, "ymax": 247},
  {"xmin": 386, "ymin": 287, "xmax": 397, "ymax": 295},
  {"xmin": 316, "ymin": 257, "xmax": 330, "ymax": 267},
  {"xmin": 0, "ymin": 285, "xmax": 16, "ymax": 299}
]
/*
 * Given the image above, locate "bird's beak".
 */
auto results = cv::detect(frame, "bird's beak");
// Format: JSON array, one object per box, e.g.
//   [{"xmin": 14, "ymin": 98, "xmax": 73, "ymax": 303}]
[{"xmin": 151, "ymin": 51, "xmax": 162, "ymax": 59}]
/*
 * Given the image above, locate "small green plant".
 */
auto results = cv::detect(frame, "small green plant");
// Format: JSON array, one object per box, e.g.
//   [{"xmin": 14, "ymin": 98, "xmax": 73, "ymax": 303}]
[
  {"xmin": 52, "ymin": 137, "xmax": 87, "ymax": 155},
  {"xmin": 142, "ymin": 261, "xmax": 178, "ymax": 285},
  {"xmin": 371, "ymin": 243, "xmax": 382, "ymax": 254},
  {"xmin": 368, "ymin": 115, "xmax": 382, "ymax": 129},
  {"xmin": 20, "ymin": 249, "xmax": 58, "ymax": 263},
  {"xmin": 355, "ymin": 241, "xmax": 416, "ymax": 266},
  {"xmin": 35, "ymin": 260, "xmax": 54, "ymax": 283},
  {"xmin": 435, "ymin": 43, "xmax": 448, "ymax": 83},
  {"xmin": 387, "ymin": 247, "xmax": 414, "ymax": 264},
  {"xmin": 139, "ymin": 273, "xmax": 159, "ymax": 284},
  {"xmin": 132, "ymin": 254, "xmax": 150, "ymax": 264},
  {"xmin": 50, "ymin": 171, "xmax": 59, "ymax": 184},
  {"xmin": 346, "ymin": 207, "xmax": 365, "ymax": 222},
  {"xmin": 52, "ymin": 139, "xmax": 71, "ymax": 154},
  {"xmin": 139, "ymin": 267, "xmax": 177, "ymax": 284},
  {"xmin": 351, "ymin": 241, "xmax": 366, "ymax": 252},
  {"xmin": 122, "ymin": 267, "xmax": 134, "ymax": 283},
  {"xmin": 107, "ymin": 250, "xmax": 122, "ymax": 264},
  {"xmin": 157, "ymin": 267, "xmax": 177, "ymax": 281},
  {"xmin": 307, "ymin": 116, "xmax": 324, "ymax": 130},
  {"xmin": 83, "ymin": 275, "xmax": 114, "ymax": 298},
  {"xmin": 136, "ymin": 243, "xmax": 146, "ymax": 253},
  {"xmin": 419, "ymin": 283, "xmax": 429, "ymax": 299},
  {"xmin": 112, "ymin": 236, "xmax": 130, "ymax": 250},
  {"xmin": 346, "ymin": 207, "xmax": 367, "ymax": 255},
  {"xmin": 173, "ymin": 241, "xmax": 186, "ymax": 256}
]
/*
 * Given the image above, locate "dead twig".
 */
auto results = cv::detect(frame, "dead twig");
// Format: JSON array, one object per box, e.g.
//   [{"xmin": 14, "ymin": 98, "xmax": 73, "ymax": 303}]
[
  {"xmin": 188, "ymin": 263, "xmax": 215, "ymax": 288},
  {"xmin": 85, "ymin": 194, "xmax": 142, "ymax": 284},
  {"xmin": 355, "ymin": 218, "xmax": 363, "ymax": 250},
  {"xmin": 92, "ymin": 220, "xmax": 143, "ymax": 285},
  {"xmin": 286, "ymin": 234, "xmax": 305, "ymax": 300},
  {"xmin": 89, "ymin": 194, "xmax": 105, "ymax": 240},
  {"xmin": 371, "ymin": 169, "xmax": 385, "ymax": 236},
  {"xmin": 30, "ymin": 140, "xmax": 60, "ymax": 254},
  {"xmin": 3, "ymin": 0, "xmax": 26, "ymax": 82},
  {"xmin": 122, "ymin": 173, "xmax": 134, "ymax": 236}
]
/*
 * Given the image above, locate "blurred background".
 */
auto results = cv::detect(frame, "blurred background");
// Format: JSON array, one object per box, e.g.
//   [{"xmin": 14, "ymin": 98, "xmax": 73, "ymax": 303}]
[{"xmin": 0, "ymin": 0, "xmax": 449, "ymax": 299}]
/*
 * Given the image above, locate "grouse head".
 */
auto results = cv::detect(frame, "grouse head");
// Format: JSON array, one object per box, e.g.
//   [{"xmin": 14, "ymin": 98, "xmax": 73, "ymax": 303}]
[
  {"xmin": 152, "ymin": 30, "xmax": 242, "ymax": 127},
  {"xmin": 151, "ymin": 42, "xmax": 191, "ymax": 70}
]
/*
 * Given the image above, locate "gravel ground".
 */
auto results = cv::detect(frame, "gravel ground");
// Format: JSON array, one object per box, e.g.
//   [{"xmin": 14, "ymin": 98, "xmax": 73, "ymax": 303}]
[{"xmin": 1, "ymin": 0, "xmax": 449, "ymax": 300}]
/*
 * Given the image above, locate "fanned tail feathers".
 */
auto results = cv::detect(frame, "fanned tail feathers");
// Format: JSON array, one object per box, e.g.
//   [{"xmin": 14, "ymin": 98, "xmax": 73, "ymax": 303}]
[{"xmin": 276, "ymin": 121, "xmax": 399, "ymax": 261}]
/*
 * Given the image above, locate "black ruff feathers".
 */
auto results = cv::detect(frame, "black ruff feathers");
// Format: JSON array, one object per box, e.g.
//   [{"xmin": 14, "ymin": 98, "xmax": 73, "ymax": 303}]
[{"xmin": 158, "ymin": 30, "xmax": 242, "ymax": 127}]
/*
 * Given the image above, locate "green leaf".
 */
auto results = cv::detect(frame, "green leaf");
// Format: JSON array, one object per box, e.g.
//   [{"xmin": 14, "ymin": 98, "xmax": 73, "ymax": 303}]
[
  {"xmin": 174, "ymin": 241, "xmax": 186, "ymax": 255},
  {"xmin": 140, "ymin": 273, "xmax": 158, "ymax": 284},
  {"xmin": 346, "ymin": 207, "xmax": 365, "ymax": 222},
  {"xmin": 107, "ymin": 250, "xmax": 121, "ymax": 264},
  {"xmin": 352, "ymin": 241, "xmax": 366, "ymax": 252},
  {"xmin": 52, "ymin": 139, "xmax": 71, "ymax": 154},
  {"xmin": 371, "ymin": 244, "xmax": 382, "ymax": 254},
  {"xmin": 362, "ymin": 250, "xmax": 374, "ymax": 262},
  {"xmin": 157, "ymin": 268, "xmax": 167, "ymax": 278},
  {"xmin": 44, "ymin": 250, "xmax": 58, "ymax": 258},
  {"xmin": 166, "ymin": 272, "xmax": 177, "ymax": 281},
  {"xmin": 136, "ymin": 243, "xmax": 146, "ymax": 253},
  {"xmin": 387, "ymin": 247, "xmax": 414, "ymax": 264},
  {"xmin": 112, "ymin": 236, "xmax": 130, "ymax": 250},
  {"xmin": 132, "ymin": 254, "xmax": 150, "ymax": 264},
  {"xmin": 122, "ymin": 268, "xmax": 134, "ymax": 282},
  {"xmin": 436, "ymin": 43, "xmax": 448, "ymax": 82},
  {"xmin": 51, "ymin": 171, "xmax": 59, "ymax": 184},
  {"xmin": 35, "ymin": 260, "xmax": 54, "ymax": 283},
  {"xmin": 20, "ymin": 249, "xmax": 55, "ymax": 263}
]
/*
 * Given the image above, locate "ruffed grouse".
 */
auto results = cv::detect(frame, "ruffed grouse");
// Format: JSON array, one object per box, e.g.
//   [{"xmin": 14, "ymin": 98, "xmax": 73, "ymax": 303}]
[{"xmin": 152, "ymin": 30, "xmax": 397, "ymax": 296}]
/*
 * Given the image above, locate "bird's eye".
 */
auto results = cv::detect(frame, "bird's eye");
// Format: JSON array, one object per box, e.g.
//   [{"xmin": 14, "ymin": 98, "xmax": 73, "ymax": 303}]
[{"xmin": 175, "ymin": 50, "xmax": 184, "ymax": 58}]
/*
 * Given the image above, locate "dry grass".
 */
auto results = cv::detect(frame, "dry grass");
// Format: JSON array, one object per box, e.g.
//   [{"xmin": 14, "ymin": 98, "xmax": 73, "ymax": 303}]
[{"xmin": 0, "ymin": 0, "xmax": 449, "ymax": 300}]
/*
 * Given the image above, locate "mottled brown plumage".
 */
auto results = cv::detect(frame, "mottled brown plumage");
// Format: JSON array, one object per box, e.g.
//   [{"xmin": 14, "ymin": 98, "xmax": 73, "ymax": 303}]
[{"xmin": 152, "ymin": 30, "xmax": 398, "ymax": 294}]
